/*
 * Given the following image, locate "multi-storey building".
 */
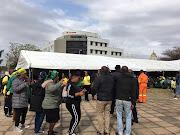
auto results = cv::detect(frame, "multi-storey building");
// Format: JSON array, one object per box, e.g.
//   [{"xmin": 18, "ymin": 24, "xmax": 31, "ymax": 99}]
[{"xmin": 42, "ymin": 30, "xmax": 124, "ymax": 58}]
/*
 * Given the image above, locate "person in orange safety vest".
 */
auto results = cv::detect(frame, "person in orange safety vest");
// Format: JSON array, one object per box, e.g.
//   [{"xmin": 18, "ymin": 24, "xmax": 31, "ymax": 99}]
[{"xmin": 138, "ymin": 70, "xmax": 148, "ymax": 103}]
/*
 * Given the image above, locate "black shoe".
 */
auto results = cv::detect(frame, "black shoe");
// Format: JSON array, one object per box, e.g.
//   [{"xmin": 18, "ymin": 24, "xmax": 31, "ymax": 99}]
[
  {"xmin": 115, "ymin": 132, "xmax": 119, "ymax": 135},
  {"xmin": 52, "ymin": 131, "xmax": 58, "ymax": 134},
  {"xmin": 138, "ymin": 101, "xmax": 143, "ymax": 103},
  {"xmin": 133, "ymin": 119, "xmax": 139, "ymax": 123},
  {"xmin": 48, "ymin": 131, "xmax": 56, "ymax": 135},
  {"xmin": 104, "ymin": 132, "xmax": 110, "ymax": 135},
  {"xmin": 97, "ymin": 132, "xmax": 102, "ymax": 135},
  {"xmin": 48, "ymin": 132, "xmax": 55, "ymax": 135}
]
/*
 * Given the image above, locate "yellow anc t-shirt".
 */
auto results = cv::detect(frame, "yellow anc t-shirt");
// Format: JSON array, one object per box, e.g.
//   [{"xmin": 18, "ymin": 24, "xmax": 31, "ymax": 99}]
[
  {"xmin": 83, "ymin": 75, "xmax": 91, "ymax": 85},
  {"xmin": 2, "ymin": 75, "xmax": 11, "ymax": 95},
  {"xmin": 62, "ymin": 77, "xmax": 68, "ymax": 86}
]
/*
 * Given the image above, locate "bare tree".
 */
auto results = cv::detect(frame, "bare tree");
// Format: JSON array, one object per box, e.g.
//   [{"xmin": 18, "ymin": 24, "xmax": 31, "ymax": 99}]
[
  {"xmin": 159, "ymin": 46, "xmax": 180, "ymax": 61},
  {"xmin": 6, "ymin": 42, "xmax": 40, "ymax": 68}
]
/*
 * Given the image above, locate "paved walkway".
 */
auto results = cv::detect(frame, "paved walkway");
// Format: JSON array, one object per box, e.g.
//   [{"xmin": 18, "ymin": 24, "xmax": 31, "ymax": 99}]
[{"xmin": 0, "ymin": 88, "xmax": 180, "ymax": 135}]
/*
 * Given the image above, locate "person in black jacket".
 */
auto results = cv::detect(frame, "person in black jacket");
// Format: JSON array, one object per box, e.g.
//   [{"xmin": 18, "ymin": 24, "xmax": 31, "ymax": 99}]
[
  {"xmin": 92, "ymin": 66, "xmax": 115, "ymax": 135},
  {"xmin": 30, "ymin": 71, "xmax": 47, "ymax": 134},
  {"xmin": 66, "ymin": 71, "xmax": 87, "ymax": 135},
  {"xmin": 129, "ymin": 69, "xmax": 139, "ymax": 123},
  {"xmin": 110, "ymin": 65, "xmax": 122, "ymax": 116},
  {"xmin": 116, "ymin": 66, "xmax": 136, "ymax": 135}
]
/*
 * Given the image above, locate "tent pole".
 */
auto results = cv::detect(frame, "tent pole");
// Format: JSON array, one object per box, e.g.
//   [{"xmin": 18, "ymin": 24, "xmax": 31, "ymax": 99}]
[
  {"xmin": 29, "ymin": 68, "xmax": 31, "ymax": 79},
  {"xmin": 163, "ymin": 71, "xmax": 165, "ymax": 77},
  {"xmin": 32, "ymin": 68, "xmax": 34, "ymax": 81}
]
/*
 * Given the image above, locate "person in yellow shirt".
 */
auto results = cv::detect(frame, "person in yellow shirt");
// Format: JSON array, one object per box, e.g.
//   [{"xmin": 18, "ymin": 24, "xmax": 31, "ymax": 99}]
[
  {"xmin": 62, "ymin": 73, "xmax": 68, "ymax": 86},
  {"xmin": 2, "ymin": 69, "xmax": 13, "ymax": 117},
  {"xmin": 62, "ymin": 73, "xmax": 68, "ymax": 103},
  {"xmin": 83, "ymin": 71, "xmax": 91, "ymax": 101}
]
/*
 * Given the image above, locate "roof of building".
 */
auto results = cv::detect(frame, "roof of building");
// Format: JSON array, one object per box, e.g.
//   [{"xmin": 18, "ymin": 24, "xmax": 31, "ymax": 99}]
[{"xmin": 151, "ymin": 51, "xmax": 157, "ymax": 57}]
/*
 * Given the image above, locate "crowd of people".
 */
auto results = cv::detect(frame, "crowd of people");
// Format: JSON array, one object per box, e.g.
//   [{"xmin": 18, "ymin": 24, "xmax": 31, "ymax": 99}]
[{"xmin": 1, "ymin": 66, "xmax": 180, "ymax": 135}]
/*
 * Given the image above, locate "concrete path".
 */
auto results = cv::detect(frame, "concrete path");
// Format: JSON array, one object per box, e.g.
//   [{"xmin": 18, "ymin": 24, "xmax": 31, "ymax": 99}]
[{"xmin": 0, "ymin": 88, "xmax": 180, "ymax": 135}]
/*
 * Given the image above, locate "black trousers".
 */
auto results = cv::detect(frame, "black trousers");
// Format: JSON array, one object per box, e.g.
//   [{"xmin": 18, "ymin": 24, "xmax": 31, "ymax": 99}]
[
  {"xmin": 110, "ymin": 99, "xmax": 115, "ymax": 114},
  {"xmin": 4, "ymin": 94, "xmax": 12, "ymax": 115},
  {"xmin": 14, "ymin": 107, "xmax": 28, "ymax": 127},
  {"xmin": 132, "ymin": 104, "xmax": 138, "ymax": 121},
  {"xmin": 84, "ymin": 85, "xmax": 91, "ymax": 101},
  {"xmin": 66, "ymin": 102, "xmax": 81, "ymax": 134}
]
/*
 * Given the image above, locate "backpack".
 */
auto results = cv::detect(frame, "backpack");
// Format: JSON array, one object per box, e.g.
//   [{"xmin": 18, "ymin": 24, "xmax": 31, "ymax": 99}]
[{"xmin": 1, "ymin": 75, "xmax": 10, "ymax": 91}]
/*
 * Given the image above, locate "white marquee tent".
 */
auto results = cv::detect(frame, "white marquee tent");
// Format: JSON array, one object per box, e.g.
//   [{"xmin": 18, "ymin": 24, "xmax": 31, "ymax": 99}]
[{"xmin": 16, "ymin": 50, "xmax": 180, "ymax": 72}]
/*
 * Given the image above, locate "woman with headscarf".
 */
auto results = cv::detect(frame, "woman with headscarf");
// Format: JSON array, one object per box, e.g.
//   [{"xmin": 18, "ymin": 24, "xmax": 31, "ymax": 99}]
[
  {"xmin": 11, "ymin": 68, "xmax": 30, "ymax": 132},
  {"xmin": 30, "ymin": 71, "xmax": 48, "ymax": 134},
  {"xmin": 42, "ymin": 71, "xmax": 63, "ymax": 135}
]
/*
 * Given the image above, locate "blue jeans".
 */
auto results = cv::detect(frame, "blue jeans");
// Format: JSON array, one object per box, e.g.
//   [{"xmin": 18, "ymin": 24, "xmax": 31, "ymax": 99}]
[
  {"xmin": 116, "ymin": 100, "xmax": 132, "ymax": 135},
  {"xmin": 175, "ymin": 85, "xmax": 180, "ymax": 96},
  {"xmin": 34, "ymin": 112, "xmax": 45, "ymax": 132}
]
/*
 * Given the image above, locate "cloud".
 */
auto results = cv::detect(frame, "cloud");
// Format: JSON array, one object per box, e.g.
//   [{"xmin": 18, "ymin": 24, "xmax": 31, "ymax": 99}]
[
  {"xmin": 0, "ymin": 0, "xmax": 87, "ymax": 65},
  {"xmin": 71, "ymin": 0, "xmax": 180, "ymax": 58},
  {"xmin": 1, "ymin": 0, "xmax": 180, "ymax": 66}
]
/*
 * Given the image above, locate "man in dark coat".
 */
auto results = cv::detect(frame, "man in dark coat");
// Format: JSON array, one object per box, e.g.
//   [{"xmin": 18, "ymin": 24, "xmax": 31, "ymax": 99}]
[
  {"xmin": 110, "ymin": 65, "xmax": 122, "ymax": 116},
  {"xmin": 92, "ymin": 66, "xmax": 115, "ymax": 135},
  {"xmin": 116, "ymin": 66, "xmax": 136, "ymax": 135}
]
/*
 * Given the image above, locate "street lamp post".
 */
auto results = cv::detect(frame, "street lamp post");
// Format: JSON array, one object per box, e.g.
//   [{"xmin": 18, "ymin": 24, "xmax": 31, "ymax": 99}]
[{"xmin": 79, "ymin": 50, "xmax": 82, "ymax": 54}]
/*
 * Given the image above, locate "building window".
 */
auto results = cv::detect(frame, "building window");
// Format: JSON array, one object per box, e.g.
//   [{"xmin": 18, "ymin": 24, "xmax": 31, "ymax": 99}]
[
  {"xmin": 95, "ymin": 50, "xmax": 98, "ymax": 54},
  {"xmin": 116, "ymin": 52, "xmax": 118, "ymax": 56},
  {"xmin": 96, "ymin": 42, "xmax": 98, "ymax": 46},
  {"xmin": 100, "ymin": 50, "xmax": 102, "ymax": 54},
  {"xmin": 90, "ymin": 49, "xmax": 93, "ymax": 53},
  {"xmin": 71, "ymin": 36, "xmax": 82, "ymax": 38},
  {"xmin": 111, "ymin": 52, "xmax": 113, "ymax": 55},
  {"xmin": 91, "ymin": 41, "xmax": 93, "ymax": 45},
  {"xmin": 105, "ymin": 43, "xmax": 107, "ymax": 47},
  {"xmin": 105, "ymin": 51, "xmax": 107, "ymax": 55},
  {"xmin": 119, "ymin": 52, "xmax": 122, "ymax": 56},
  {"xmin": 100, "ymin": 43, "xmax": 102, "ymax": 46}
]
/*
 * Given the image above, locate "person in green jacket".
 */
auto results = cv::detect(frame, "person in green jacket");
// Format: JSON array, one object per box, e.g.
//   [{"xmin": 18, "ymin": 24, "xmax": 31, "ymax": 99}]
[
  {"xmin": 5, "ymin": 70, "xmax": 19, "ymax": 119},
  {"xmin": 42, "ymin": 71, "xmax": 63, "ymax": 135}
]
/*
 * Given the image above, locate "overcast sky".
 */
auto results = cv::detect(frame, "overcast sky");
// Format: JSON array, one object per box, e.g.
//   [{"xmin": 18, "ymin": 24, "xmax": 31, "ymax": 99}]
[{"xmin": 1, "ymin": 0, "xmax": 180, "ymax": 65}]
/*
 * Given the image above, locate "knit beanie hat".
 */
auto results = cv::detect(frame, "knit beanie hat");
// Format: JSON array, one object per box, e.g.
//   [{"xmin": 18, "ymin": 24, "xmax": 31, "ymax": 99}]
[{"xmin": 39, "ymin": 71, "xmax": 47, "ymax": 80}]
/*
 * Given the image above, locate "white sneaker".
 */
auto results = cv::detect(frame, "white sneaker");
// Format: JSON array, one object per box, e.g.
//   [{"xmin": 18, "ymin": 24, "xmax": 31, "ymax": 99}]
[
  {"xmin": 34, "ymin": 130, "xmax": 45, "ymax": 135},
  {"xmin": 14, "ymin": 126, "xmax": 23, "ymax": 132},
  {"xmin": 174, "ymin": 97, "xmax": 178, "ymax": 100},
  {"xmin": 21, "ymin": 124, "xmax": 30, "ymax": 128}
]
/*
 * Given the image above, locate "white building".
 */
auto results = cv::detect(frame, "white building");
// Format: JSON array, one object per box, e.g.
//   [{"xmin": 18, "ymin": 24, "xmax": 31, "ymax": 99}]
[
  {"xmin": 150, "ymin": 51, "xmax": 158, "ymax": 60},
  {"xmin": 42, "ymin": 30, "xmax": 124, "ymax": 58}
]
